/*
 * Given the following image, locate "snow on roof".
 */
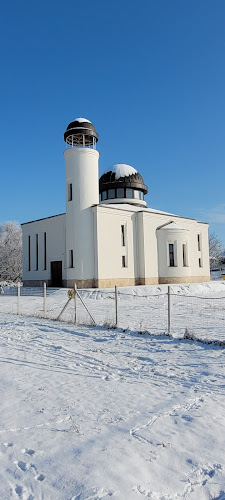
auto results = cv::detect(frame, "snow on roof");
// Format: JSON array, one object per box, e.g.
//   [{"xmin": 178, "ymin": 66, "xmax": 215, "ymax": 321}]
[
  {"xmin": 98, "ymin": 203, "xmax": 207, "ymax": 222},
  {"xmin": 105, "ymin": 164, "xmax": 138, "ymax": 180},
  {"xmin": 99, "ymin": 203, "xmax": 175, "ymax": 216},
  {"xmin": 75, "ymin": 117, "xmax": 91, "ymax": 123},
  {"xmin": 158, "ymin": 222, "xmax": 188, "ymax": 231}
]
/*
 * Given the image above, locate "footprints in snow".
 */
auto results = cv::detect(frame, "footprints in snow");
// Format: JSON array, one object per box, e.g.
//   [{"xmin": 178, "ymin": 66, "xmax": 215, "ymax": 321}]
[
  {"xmin": 130, "ymin": 395, "xmax": 206, "ymax": 446},
  {"xmin": 134, "ymin": 463, "xmax": 223, "ymax": 498},
  {"xmin": 21, "ymin": 448, "xmax": 35, "ymax": 456},
  {"xmin": 14, "ymin": 447, "xmax": 45, "ymax": 485},
  {"xmin": 2, "ymin": 442, "xmax": 45, "ymax": 497},
  {"xmin": 15, "ymin": 484, "xmax": 34, "ymax": 500}
]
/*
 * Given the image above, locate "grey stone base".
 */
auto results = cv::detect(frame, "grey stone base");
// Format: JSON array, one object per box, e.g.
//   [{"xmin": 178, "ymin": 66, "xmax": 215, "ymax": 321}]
[
  {"xmin": 23, "ymin": 280, "xmax": 51, "ymax": 287},
  {"xmin": 158, "ymin": 276, "xmax": 211, "ymax": 284},
  {"xmin": 23, "ymin": 275, "xmax": 211, "ymax": 288}
]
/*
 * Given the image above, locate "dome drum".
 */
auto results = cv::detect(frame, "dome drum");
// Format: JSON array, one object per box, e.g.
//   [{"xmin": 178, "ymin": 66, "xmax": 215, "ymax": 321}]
[{"xmin": 99, "ymin": 168, "xmax": 148, "ymax": 205}]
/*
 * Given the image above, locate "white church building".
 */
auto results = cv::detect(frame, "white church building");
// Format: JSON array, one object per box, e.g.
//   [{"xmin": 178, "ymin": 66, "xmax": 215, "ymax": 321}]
[{"xmin": 22, "ymin": 118, "xmax": 210, "ymax": 288}]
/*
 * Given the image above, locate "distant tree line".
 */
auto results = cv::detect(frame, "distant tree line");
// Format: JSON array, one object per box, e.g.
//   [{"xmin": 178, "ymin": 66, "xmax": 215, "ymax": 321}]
[
  {"xmin": 209, "ymin": 232, "xmax": 225, "ymax": 270},
  {"xmin": 0, "ymin": 222, "xmax": 22, "ymax": 282}
]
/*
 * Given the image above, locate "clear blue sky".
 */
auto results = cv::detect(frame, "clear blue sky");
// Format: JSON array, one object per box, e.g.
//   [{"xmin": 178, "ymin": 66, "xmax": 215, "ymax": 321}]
[{"xmin": 0, "ymin": 0, "xmax": 225, "ymax": 244}]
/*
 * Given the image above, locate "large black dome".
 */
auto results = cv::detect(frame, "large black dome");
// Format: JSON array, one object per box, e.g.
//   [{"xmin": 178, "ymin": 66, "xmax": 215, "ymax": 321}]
[{"xmin": 99, "ymin": 164, "xmax": 148, "ymax": 205}]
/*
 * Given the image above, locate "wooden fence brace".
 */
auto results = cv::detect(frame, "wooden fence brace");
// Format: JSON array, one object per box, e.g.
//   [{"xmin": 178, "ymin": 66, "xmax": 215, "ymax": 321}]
[
  {"xmin": 74, "ymin": 283, "xmax": 77, "ymax": 324},
  {"xmin": 57, "ymin": 296, "xmax": 72, "ymax": 321},
  {"xmin": 115, "ymin": 285, "xmax": 118, "ymax": 328},
  {"xmin": 17, "ymin": 282, "xmax": 21, "ymax": 315},
  {"xmin": 168, "ymin": 285, "xmax": 171, "ymax": 334},
  {"xmin": 43, "ymin": 282, "xmax": 47, "ymax": 317}
]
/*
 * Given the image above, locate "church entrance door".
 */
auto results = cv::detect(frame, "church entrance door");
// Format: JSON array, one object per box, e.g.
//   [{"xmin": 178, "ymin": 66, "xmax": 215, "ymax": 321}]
[{"xmin": 51, "ymin": 261, "xmax": 62, "ymax": 287}]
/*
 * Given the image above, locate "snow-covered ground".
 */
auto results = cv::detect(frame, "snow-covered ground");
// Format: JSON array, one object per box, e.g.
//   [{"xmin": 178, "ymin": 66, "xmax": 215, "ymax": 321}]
[
  {"xmin": 0, "ymin": 281, "xmax": 225, "ymax": 500},
  {"xmin": 0, "ymin": 281, "xmax": 225, "ymax": 499}
]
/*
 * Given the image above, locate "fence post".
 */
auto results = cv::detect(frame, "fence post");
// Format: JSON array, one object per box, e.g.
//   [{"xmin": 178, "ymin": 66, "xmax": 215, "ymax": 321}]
[
  {"xmin": 43, "ymin": 282, "xmax": 47, "ymax": 317},
  {"xmin": 168, "ymin": 285, "xmax": 171, "ymax": 334},
  {"xmin": 17, "ymin": 282, "xmax": 21, "ymax": 315},
  {"xmin": 115, "ymin": 285, "xmax": 118, "ymax": 328},
  {"xmin": 74, "ymin": 283, "xmax": 77, "ymax": 324}
]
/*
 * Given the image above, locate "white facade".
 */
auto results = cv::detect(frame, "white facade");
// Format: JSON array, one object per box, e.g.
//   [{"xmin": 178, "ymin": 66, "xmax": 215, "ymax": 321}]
[{"xmin": 22, "ymin": 119, "xmax": 210, "ymax": 288}]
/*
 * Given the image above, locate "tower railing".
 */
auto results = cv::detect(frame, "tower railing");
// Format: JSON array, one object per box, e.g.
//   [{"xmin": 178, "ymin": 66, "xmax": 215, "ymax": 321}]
[{"xmin": 65, "ymin": 134, "xmax": 97, "ymax": 149}]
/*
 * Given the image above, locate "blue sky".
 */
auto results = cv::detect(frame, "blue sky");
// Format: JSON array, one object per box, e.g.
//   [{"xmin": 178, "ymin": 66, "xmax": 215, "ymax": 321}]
[{"xmin": 0, "ymin": 0, "xmax": 225, "ymax": 244}]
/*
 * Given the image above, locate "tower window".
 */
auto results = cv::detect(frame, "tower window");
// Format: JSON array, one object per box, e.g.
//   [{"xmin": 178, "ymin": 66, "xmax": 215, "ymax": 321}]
[
  {"xmin": 121, "ymin": 225, "xmax": 125, "ymax": 246},
  {"xmin": 122, "ymin": 255, "xmax": 126, "ymax": 268},
  {"xmin": 68, "ymin": 183, "xmax": 72, "ymax": 201},
  {"xmin": 199, "ymin": 257, "xmax": 202, "ymax": 267},
  {"xmin": 69, "ymin": 250, "xmax": 74, "ymax": 268},
  {"xmin": 197, "ymin": 234, "xmax": 201, "ymax": 251},
  {"xmin": 169, "ymin": 243, "xmax": 175, "ymax": 267}
]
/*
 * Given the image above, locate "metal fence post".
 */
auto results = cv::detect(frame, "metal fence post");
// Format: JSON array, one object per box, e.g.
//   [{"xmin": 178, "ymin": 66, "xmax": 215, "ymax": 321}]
[
  {"xmin": 43, "ymin": 282, "xmax": 47, "ymax": 317},
  {"xmin": 115, "ymin": 285, "xmax": 118, "ymax": 328},
  {"xmin": 168, "ymin": 285, "xmax": 171, "ymax": 334},
  {"xmin": 17, "ymin": 282, "xmax": 21, "ymax": 315}
]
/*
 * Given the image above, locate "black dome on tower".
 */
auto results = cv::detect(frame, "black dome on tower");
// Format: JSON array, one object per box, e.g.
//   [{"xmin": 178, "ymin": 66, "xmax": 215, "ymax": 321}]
[{"xmin": 64, "ymin": 118, "xmax": 98, "ymax": 147}]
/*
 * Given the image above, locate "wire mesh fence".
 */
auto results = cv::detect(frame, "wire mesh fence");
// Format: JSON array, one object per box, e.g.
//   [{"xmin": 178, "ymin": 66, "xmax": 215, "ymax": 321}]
[
  {"xmin": 170, "ymin": 293, "xmax": 225, "ymax": 341},
  {"xmin": 116, "ymin": 290, "xmax": 168, "ymax": 334},
  {"xmin": 0, "ymin": 284, "xmax": 225, "ymax": 342}
]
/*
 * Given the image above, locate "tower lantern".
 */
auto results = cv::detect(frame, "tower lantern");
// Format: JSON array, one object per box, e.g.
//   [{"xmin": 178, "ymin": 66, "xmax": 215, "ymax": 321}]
[{"xmin": 64, "ymin": 117, "xmax": 98, "ymax": 148}]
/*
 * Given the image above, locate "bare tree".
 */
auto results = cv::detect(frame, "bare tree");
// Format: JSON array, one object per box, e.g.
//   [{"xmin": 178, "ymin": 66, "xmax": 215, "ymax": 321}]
[
  {"xmin": 209, "ymin": 232, "xmax": 225, "ymax": 270},
  {"xmin": 0, "ymin": 221, "xmax": 22, "ymax": 282}
]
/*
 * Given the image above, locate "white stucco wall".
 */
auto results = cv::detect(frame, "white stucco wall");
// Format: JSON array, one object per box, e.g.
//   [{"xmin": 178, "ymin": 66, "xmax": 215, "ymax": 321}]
[
  {"xmin": 94, "ymin": 205, "xmax": 210, "ymax": 284},
  {"xmin": 22, "ymin": 214, "xmax": 66, "ymax": 284},
  {"xmin": 142, "ymin": 212, "xmax": 210, "ymax": 280},
  {"xmin": 94, "ymin": 205, "xmax": 138, "ymax": 282},
  {"xmin": 156, "ymin": 224, "xmax": 191, "ymax": 279}
]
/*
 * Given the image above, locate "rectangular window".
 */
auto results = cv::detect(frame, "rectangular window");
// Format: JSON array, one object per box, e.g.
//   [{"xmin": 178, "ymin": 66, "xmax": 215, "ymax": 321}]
[
  {"xmin": 199, "ymin": 257, "xmax": 202, "ymax": 267},
  {"xmin": 121, "ymin": 225, "xmax": 125, "ymax": 246},
  {"xmin": 117, "ymin": 188, "xmax": 124, "ymax": 198},
  {"xmin": 68, "ymin": 183, "xmax": 72, "ymax": 201},
  {"xmin": 28, "ymin": 235, "xmax": 31, "ymax": 271},
  {"xmin": 197, "ymin": 234, "xmax": 201, "ymax": 251},
  {"xmin": 169, "ymin": 243, "xmax": 175, "ymax": 267},
  {"xmin": 122, "ymin": 255, "xmax": 126, "ymax": 268},
  {"xmin": 36, "ymin": 234, "xmax": 38, "ymax": 271},
  {"xmin": 126, "ymin": 188, "xmax": 133, "ymax": 198},
  {"xmin": 44, "ymin": 232, "xmax": 47, "ymax": 270},
  {"xmin": 102, "ymin": 191, "xmax": 107, "ymax": 201},
  {"xmin": 182, "ymin": 244, "xmax": 186, "ymax": 267},
  {"xmin": 108, "ymin": 189, "xmax": 115, "ymax": 199},
  {"xmin": 69, "ymin": 249, "xmax": 74, "ymax": 268}
]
